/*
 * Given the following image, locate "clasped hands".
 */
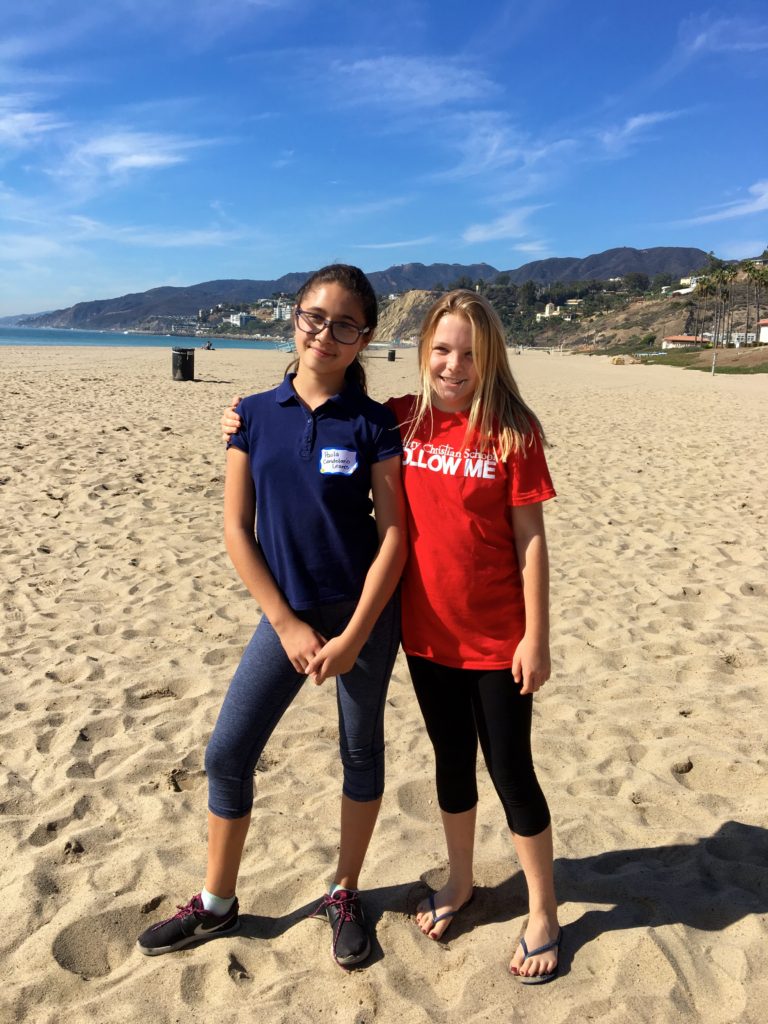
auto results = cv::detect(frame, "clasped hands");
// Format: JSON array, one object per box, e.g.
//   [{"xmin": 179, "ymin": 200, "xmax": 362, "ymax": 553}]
[{"xmin": 276, "ymin": 617, "xmax": 360, "ymax": 685}]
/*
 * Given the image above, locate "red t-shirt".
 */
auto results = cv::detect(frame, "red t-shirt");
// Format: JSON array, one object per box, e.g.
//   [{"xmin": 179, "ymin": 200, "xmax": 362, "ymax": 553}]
[{"xmin": 387, "ymin": 396, "xmax": 556, "ymax": 669}]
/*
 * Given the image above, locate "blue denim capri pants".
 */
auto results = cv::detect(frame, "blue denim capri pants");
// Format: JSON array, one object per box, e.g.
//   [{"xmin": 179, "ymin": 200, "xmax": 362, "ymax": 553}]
[{"xmin": 205, "ymin": 593, "xmax": 400, "ymax": 819}]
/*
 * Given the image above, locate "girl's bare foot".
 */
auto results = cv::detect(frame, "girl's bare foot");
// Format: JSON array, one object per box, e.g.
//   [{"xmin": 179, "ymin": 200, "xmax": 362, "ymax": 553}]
[
  {"xmin": 508, "ymin": 910, "xmax": 561, "ymax": 980},
  {"xmin": 415, "ymin": 883, "xmax": 474, "ymax": 941}
]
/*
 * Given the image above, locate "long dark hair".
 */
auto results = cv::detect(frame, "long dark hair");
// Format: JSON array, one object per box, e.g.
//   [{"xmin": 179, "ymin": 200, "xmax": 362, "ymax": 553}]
[{"xmin": 287, "ymin": 264, "xmax": 378, "ymax": 393}]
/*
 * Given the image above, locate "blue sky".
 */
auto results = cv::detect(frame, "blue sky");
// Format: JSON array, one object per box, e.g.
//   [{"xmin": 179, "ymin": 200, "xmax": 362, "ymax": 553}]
[{"xmin": 1, "ymin": 0, "xmax": 767, "ymax": 315}]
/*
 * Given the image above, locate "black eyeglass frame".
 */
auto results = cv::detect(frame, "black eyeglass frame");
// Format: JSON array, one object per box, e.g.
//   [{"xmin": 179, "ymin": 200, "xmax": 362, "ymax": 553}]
[{"xmin": 295, "ymin": 306, "xmax": 371, "ymax": 346}]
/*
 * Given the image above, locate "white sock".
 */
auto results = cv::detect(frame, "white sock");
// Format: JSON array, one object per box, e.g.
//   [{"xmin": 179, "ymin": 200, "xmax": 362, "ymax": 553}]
[
  {"xmin": 201, "ymin": 887, "xmax": 236, "ymax": 915},
  {"xmin": 330, "ymin": 883, "xmax": 358, "ymax": 896}
]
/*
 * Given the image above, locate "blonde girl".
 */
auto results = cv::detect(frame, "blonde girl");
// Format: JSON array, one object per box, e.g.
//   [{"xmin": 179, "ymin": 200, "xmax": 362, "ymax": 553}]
[{"xmin": 390, "ymin": 290, "xmax": 560, "ymax": 983}]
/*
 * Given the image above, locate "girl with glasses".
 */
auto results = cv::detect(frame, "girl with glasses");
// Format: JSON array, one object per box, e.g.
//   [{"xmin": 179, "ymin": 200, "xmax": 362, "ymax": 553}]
[{"xmin": 138, "ymin": 265, "xmax": 406, "ymax": 968}]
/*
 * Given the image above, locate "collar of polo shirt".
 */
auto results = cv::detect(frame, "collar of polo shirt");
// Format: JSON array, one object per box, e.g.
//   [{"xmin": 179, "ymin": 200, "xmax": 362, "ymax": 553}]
[{"xmin": 275, "ymin": 372, "xmax": 361, "ymax": 411}]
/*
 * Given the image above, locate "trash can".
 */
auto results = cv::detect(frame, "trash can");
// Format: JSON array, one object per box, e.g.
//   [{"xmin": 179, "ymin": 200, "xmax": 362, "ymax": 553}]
[
  {"xmin": 387, "ymin": 348, "xmax": 396, "ymax": 362},
  {"xmin": 172, "ymin": 347, "xmax": 194, "ymax": 381}
]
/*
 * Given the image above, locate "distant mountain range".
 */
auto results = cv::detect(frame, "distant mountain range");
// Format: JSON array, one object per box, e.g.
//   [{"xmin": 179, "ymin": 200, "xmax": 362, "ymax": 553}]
[
  {"xmin": 501, "ymin": 246, "xmax": 709, "ymax": 286},
  {"xmin": 8, "ymin": 247, "xmax": 710, "ymax": 330}
]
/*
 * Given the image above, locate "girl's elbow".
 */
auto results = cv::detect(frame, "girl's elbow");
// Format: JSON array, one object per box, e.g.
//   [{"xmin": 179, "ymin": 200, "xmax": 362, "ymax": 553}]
[{"xmin": 224, "ymin": 520, "xmax": 253, "ymax": 554}]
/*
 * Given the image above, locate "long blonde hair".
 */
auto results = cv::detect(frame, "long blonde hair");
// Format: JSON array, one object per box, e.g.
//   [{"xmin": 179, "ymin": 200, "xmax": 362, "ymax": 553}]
[{"xmin": 405, "ymin": 289, "xmax": 546, "ymax": 461}]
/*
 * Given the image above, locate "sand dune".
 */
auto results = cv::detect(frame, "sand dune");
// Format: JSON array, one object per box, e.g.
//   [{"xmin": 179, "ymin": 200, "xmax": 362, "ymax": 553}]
[{"xmin": 1, "ymin": 345, "xmax": 766, "ymax": 1023}]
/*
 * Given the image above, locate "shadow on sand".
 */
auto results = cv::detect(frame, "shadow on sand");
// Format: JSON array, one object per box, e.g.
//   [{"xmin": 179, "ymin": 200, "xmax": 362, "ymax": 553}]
[{"xmin": 236, "ymin": 820, "xmax": 767, "ymax": 971}]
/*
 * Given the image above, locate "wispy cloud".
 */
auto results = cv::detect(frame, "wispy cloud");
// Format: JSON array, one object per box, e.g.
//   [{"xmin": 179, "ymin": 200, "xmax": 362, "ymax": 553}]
[
  {"xmin": 678, "ymin": 14, "xmax": 768, "ymax": 56},
  {"xmin": 48, "ymin": 129, "xmax": 217, "ymax": 196},
  {"xmin": 0, "ymin": 94, "xmax": 69, "ymax": 148},
  {"xmin": 352, "ymin": 236, "xmax": 436, "ymax": 250},
  {"xmin": 331, "ymin": 55, "xmax": 496, "ymax": 108},
  {"xmin": 432, "ymin": 111, "xmax": 577, "ymax": 184},
  {"xmin": 598, "ymin": 110, "xmax": 682, "ymax": 153},
  {"xmin": 271, "ymin": 148, "xmax": 294, "ymax": 169},
  {"xmin": 511, "ymin": 240, "xmax": 551, "ymax": 256},
  {"xmin": 0, "ymin": 213, "xmax": 244, "ymax": 276},
  {"xmin": 64, "ymin": 131, "xmax": 201, "ymax": 174},
  {"xmin": 676, "ymin": 180, "xmax": 768, "ymax": 225},
  {"xmin": 68, "ymin": 215, "xmax": 244, "ymax": 247},
  {"xmin": 652, "ymin": 14, "xmax": 768, "ymax": 86},
  {"xmin": 462, "ymin": 206, "xmax": 545, "ymax": 244},
  {"xmin": 333, "ymin": 196, "xmax": 412, "ymax": 219},
  {"xmin": 0, "ymin": 232, "xmax": 68, "ymax": 262}
]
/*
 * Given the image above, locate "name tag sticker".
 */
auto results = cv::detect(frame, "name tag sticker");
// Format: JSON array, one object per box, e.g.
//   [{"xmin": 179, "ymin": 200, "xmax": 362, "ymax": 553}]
[{"xmin": 319, "ymin": 448, "xmax": 358, "ymax": 476}]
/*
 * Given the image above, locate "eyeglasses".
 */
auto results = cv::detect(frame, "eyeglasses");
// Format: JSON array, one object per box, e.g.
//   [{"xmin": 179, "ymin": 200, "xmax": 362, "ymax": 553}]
[{"xmin": 295, "ymin": 307, "xmax": 371, "ymax": 346}]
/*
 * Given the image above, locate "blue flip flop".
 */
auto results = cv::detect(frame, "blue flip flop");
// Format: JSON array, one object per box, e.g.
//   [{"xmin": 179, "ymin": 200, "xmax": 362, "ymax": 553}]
[
  {"xmin": 423, "ymin": 889, "xmax": 475, "ymax": 939},
  {"xmin": 516, "ymin": 927, "xmax": 562, "ymax": 984}
]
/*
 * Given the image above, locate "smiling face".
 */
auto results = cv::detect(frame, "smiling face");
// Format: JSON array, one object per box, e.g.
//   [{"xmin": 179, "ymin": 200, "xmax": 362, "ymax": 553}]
[
  {"xmin": 294, "ymin": 282, "xmax": 370, "ymax": 380},
  {"xmin": 427, "ymin": 312, "xmax": 478, "ymax": 412}
]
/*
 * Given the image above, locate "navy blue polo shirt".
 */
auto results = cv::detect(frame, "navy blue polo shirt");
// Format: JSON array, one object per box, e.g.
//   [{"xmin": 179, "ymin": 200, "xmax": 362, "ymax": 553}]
[{"xmin": 228, "ymin": 374, "xmax": 403, "ymax": 610}]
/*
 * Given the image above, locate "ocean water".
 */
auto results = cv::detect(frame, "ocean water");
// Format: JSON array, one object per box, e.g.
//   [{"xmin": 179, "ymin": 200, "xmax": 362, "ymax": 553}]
[{"xmin": 0, "ymin": 326, "xmax": 292, "ymax": 351}]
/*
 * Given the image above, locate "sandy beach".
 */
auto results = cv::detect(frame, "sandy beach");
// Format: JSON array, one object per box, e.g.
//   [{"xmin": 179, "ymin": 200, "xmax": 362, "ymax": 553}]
[{"xmin": 1, "ymin": 345, "xmax": 766, "ymax": 1024}]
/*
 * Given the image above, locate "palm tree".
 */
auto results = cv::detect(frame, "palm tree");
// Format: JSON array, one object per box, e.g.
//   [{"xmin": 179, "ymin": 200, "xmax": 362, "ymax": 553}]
[
  {"xmin": 741, "ymin": 261, "xmax": 757, "ymax": 345},
  {"xmin": 693, "ymin": 275, "xmax": 714, "ymax": 341},
  {"xmin": 721, "ymin": 265, "xmax": 737, "ymax": 346},
  {"xmin": 708, "ymin": 266, "xmax": 730, "ymax": 376}
]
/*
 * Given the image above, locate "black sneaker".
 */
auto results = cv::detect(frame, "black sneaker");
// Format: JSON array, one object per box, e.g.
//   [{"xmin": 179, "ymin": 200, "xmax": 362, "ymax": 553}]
[
  {"xmin": 311, "ymin": 889, "xmax": 371, "ymax": 967},
  {"xmin": 136, "ymin": 893, "xmax": 239, "ymax": 955}
]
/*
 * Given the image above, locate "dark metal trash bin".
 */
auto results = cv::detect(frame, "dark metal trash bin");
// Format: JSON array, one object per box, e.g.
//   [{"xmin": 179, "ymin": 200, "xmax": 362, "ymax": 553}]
[
  {"xmin": 387, "ymin": 349, "xmax": 396, "ymax": 362},
  {"xmin": 172, "ymin": 347, "xmax": 194, "ymax": 381}
]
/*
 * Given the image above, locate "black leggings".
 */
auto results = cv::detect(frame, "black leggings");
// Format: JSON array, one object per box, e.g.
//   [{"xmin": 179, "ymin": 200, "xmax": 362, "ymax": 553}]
[{"xmin": 407, "ymin": 655, "xmax": 551, "ymax": 837}]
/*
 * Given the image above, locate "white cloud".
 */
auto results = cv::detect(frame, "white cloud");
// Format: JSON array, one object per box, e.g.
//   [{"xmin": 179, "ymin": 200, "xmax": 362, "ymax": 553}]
[
  {"xmin": 0, "ymin": 94, "xmax": 68, "ymax": 148},
  {"xmin": 48, "ymin": 129, "xmax": 216, "ymax": 196},
  {"xmin": 333, "ymin": 196, "xmax": 411, "ymax": 219},
  {"xmin": 332, "ymin": 55, "xmax": 496, "ymax": 108},
  {"xmin": 432, "ymin": 111, "xmax": 576, "ymax": 184},
  {"xmin": 511, "ymin": 240, "xmax": 551, "ymax": 256},
  {"xmin": 462, "ymin": 206, "xmax": 545, "ymax": 244},
  {"xmin": 67, "ymin": 131, "xmax": 196, "ymax": 173},
  {"xmin": 67, "ymin": 215, "xmax": 243, "ymax": 247},
  {"xmin": 679, "ymin": 14, "xmax": 768, "ymax": 56},
  {"xmin": 599, "ymin": 111, "xmax": 682, "ymax": 153},
  {"xmin": 271, "ymin": 149, "xmax": 294, "ymax": 169},
  {"xmin": 0, "ymin": 232, "xmax": 67, "ymax": 262},
  {"xmin": 352, "ymin": 236, "xmax": 436, "ymax": 250},
  {"xmin": 651, "ymin": 15, "xmax": 768, "ymax": 87},
  {"xmin": 679, "ymin": 180, "xmax": 768, "ymax": 225}
]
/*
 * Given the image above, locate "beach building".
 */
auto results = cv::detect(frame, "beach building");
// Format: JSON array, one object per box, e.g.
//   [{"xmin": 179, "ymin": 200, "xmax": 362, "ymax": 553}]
[
  {"xmin": 225, "ymin": 313, "xmax": 254, "ymax": 327},
  {"xmin": 671, "ymin": 276, "xmax": 699, "ymax": 297},
  {"xmin": 535, "ymin": 302, "xmax": 561, "ymax": 323},
  {"xmin": 662, "ymin": 335, "xmax": 706, "ymax": 350},
  {"xmin": 731, "ymin": 332, "xmax": 757, "ymax": 347},
  {"xmin": 758, "ymin": 319, "xmax": 768, "ymax": 344}
]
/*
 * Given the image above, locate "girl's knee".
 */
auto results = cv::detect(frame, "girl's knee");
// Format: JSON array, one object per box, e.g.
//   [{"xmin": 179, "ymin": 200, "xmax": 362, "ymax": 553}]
[
  {"xmin": 203, "ymin": 735, "xmax": 229, "ymax": 781},
  {"xmin": 340, "ymin": 744, "xmax": 385, "ymax": 801}
]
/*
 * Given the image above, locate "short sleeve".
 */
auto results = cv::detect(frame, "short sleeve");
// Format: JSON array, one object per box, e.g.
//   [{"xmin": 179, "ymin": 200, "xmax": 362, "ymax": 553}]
[
  {"xmin": 226, "ymin": 398, "xmax": 251, "ymax": 454},
  {"xmin": 372, "ymin": 403, "xmax": 404, "ymax": 463},
  {"xmin": 506, "ymin": 434, "xmax": 556, "ymax": 506}
]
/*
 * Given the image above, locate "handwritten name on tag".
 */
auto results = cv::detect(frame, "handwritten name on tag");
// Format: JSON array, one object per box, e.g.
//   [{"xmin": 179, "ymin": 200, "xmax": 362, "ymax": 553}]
[{"xmin": 319, "ymin": 448, "xmax": 358, "ymax": 476}]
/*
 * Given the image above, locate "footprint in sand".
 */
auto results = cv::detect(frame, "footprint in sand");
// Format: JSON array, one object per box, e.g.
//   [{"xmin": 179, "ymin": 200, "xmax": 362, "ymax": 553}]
[
  {"xmin": 395, "ymin": 778, "xmax": 436, "ymax": 820},
  {"xmin": 52, "ymin": 903, "xmax": 147, "ymax": 979}
]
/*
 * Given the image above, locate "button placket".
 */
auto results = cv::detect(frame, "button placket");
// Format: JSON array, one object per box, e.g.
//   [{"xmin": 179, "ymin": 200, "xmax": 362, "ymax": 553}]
[{"xmin": 298, "ymin": 412, "xmax": 315, "ymax": 460}]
